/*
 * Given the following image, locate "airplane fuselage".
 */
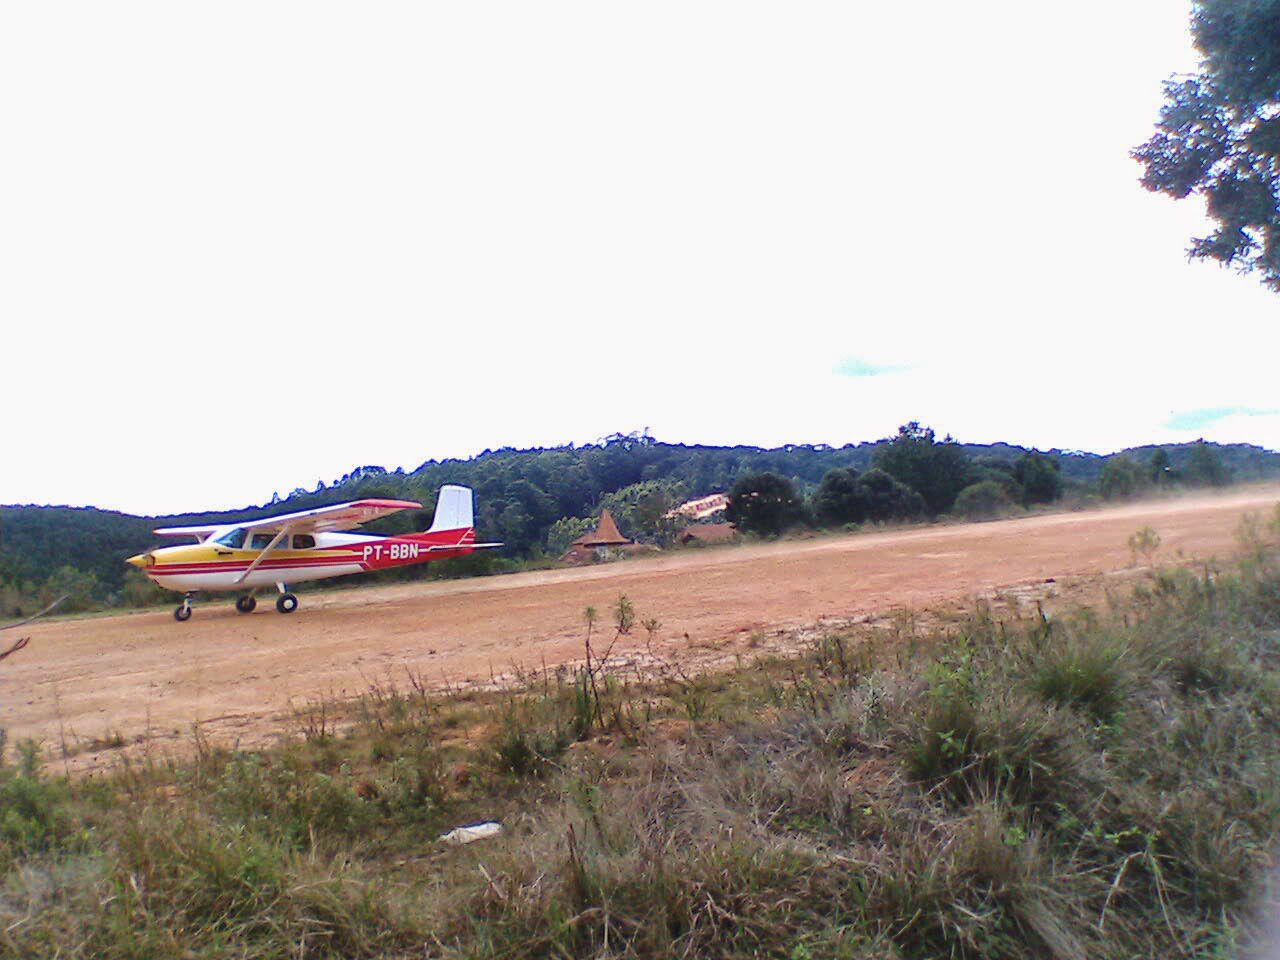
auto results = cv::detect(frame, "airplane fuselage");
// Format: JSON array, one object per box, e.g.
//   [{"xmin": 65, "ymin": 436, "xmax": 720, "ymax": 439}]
[{"xmin": 130, "ymin": 527, "xmax": 477, "ymax": 593}]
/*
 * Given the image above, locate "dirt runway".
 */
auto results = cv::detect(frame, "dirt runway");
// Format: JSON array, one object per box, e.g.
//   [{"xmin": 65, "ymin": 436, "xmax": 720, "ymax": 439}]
[{"xmin": 4, "ymin": 487, "xmax": 1277, "ymax": 763}]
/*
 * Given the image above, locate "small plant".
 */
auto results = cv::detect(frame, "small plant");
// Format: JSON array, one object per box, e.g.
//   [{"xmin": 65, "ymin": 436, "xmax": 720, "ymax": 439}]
[
  {"xmin": 613, "ymin": 594, "xmax": 635, "ymax": 635},
  {"xmin": 291, "ymin": 695, "xmax": 336, "ymax": 743},
  {"xmin": 1032, "ymin": 636, "xmax": 1129, "ymax": 723},
  {"xmin": 571, "ymin": 668, "xmax": 594, "ymax": 740},
  {"xmin": 1234, "ymin": 511, "xmax": 1267, "ymax": 560},
  {"xmin": 492, "ymin": 715, "xmax": 568, "ymax": 777},
  {"xmin": 678, "ymin": 678, "xmax": 713, "ymax": 723},
  {"xmin": 1128, "ymin": 526, "xmax": 1161, "ymax": 565},
  {"xmin": 384, "ymin": 746, "xmax": 447, "ymax": 815}
]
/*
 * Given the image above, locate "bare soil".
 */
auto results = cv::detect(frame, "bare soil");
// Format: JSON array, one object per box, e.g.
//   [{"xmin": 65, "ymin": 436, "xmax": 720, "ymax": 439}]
[{"xmin": 4, "ymin": 487, "xmax": 1277, "ymax": 770}]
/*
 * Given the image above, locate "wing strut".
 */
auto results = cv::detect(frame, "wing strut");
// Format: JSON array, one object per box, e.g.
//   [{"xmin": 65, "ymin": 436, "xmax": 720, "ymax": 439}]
[{"xmin": 234, "ymin": 527, "xmax": 293, "ymax": 585}]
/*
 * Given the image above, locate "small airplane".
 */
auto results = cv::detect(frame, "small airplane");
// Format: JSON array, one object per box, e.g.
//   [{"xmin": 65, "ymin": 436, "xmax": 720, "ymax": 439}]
[{"xmin": 126, "ymin": 485, "xmax": 500, "ymax": 621}]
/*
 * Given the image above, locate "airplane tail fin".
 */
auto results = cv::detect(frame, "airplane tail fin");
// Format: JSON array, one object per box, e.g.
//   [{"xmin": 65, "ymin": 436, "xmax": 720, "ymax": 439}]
[{"xmin": 428, "ymin": 485, "xmax": 474, "ymax": 533}]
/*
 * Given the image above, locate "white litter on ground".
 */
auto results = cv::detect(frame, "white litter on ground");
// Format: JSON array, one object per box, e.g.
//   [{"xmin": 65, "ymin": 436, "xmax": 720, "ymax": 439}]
[{"xmin": 439, "ymin": 821, "xmax": 503, "ymax": 845}]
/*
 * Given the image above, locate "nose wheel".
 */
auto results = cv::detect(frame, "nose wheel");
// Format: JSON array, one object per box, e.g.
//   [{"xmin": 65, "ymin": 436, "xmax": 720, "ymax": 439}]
[{"xmin": 174, "ymin": 593, "xmax": 195, "ymax": 622}]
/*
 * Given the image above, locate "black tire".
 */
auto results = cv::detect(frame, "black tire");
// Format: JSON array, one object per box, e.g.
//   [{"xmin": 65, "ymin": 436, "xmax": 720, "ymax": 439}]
[
  {"xmin": 276, "ymin": 593, "xmax": 299, "ymax": 614},
  {"xmin": 235, "ymin": 595, "xmax": 257, "ymax": 613},
  {"xmin": 174, "ymin": 605, "xmax": 192, "ymax": 622}
]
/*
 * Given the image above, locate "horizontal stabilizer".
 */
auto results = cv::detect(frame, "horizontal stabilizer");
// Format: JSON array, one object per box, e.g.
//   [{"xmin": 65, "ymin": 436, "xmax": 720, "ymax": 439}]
[{"xmin": 426, "ymin": 542, "xmax": 504, "ymax": 552}]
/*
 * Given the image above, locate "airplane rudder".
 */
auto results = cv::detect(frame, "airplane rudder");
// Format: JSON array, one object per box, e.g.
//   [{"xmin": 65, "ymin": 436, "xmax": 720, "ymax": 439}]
[{"xmin": 428, "ymin": 484, "xmax": 474, "ymax": 532}]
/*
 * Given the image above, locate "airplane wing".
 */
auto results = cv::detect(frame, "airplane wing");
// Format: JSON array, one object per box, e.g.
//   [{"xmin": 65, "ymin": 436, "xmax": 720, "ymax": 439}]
[
  {"xmin": 153, "ymin": 498, "xmax": 423, "ymax": 539},
  {"xmin": 239, "ymin": 498, "xmax": 424, "ymax": 534},
  {"xmin": 153, "ymin": 524, "xmax": 221, "ymax": 539},
  {"xmin": 228, "ymin": 498, "xmax": 423, "ymax": 584}
]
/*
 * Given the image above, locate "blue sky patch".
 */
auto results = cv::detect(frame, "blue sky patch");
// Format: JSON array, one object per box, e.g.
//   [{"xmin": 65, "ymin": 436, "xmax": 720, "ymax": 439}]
[
  {"xmin": 1166, "ymin": 406, "xmax": 1279, "ymax": 431},
  {"xmin": 834, "ymin": 357, "xmax": 909, "ymax": 378}
]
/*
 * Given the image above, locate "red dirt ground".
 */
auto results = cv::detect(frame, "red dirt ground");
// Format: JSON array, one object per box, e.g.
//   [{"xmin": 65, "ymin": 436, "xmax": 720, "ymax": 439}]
[{"xmin": 4, "ymin": 486, "xmax": 1277, "ymax": 769}]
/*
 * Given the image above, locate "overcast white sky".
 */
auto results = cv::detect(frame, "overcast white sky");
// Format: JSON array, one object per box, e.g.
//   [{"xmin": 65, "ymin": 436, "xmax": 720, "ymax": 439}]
[{"xmin": 2, "ymin": 2, "xmax": 1277, "ymax": 515}]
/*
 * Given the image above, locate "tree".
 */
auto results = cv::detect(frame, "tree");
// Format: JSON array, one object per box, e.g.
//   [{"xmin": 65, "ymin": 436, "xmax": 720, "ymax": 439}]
[
  {"xmin": 811, "ymin": 467, "xmax": 926, "ymax": 528},
  {"xmin": 598, "ymin": 479, "xmax": 688, "ymax": 545},
  {"xmin": 42, "ymin": 565, "xmax": 100, "ymax": 613},
  {"xmin": 953, "ymin": 481, "xmax": 1014, "ymax": 521},
  {"xmin": 854, "ymin": 469, "xmax": 926, "ymax": 523},
  {"xmin": 1185, "ymin": 440, "xmax": 1232, "ymax": 487},
  {"xmin": 1132, "ymin": 0, "xmax": 1280, "ymax": 291},
  {"xmin": 1149, "ymin": 448, "xmax": 1174, "ymax": 485},
  {"xmin": 725, "ymin": 473, "xmax": 804, "ymax": 537},
  {"xmin": 1100, "ymin": 456, "xmax": 1148, "ymax": 500},
  {"xmin": 968, "ymin": 458, "xmax": 1023, "ymax": 503},
  {"xmin": 874, "ymin": 422, "xmax": 970, "ymax": 516},
  {"xmin": 811, "ymin": 468, "xmax": 866, "ymax": 526},
  {"xmin": 1013, "ymin": 451, "xmax": 1062, "ymax": 506},
  {"xmin": 545, "ymin": 516, "xmax": 594, "ymax": 556}
]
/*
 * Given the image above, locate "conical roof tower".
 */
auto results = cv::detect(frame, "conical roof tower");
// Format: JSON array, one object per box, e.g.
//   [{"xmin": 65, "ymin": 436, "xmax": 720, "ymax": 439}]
[{"xmin": 573, "ymin": 509, "xmax": 631, "ymax": 547}]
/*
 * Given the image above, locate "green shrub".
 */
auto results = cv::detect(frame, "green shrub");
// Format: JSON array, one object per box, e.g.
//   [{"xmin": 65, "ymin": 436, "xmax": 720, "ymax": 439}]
[
  {"xmin": 492, "ymin": 716, "xmax": 570, "ymax": 777},
  {"xmin": 0, "ymin": 739, "xmax": 74, "ymax": 867},
  {"xmin": 953, "ymin": 481, "xmax": 1014, "ymax": 522},
  {"xmin": 1032, "ymin": 637, "xmax": 1129, "ymax": 722},
  {"xmin": 381, "ymin": 738, "xmax": 447, "ymax": 818},
  {"xmin": 1128, "ymin": 526, "xmax": 1161, "ymax": 564},
  {"xmin": 1100, "ymin": 456, "xmax": 1149, "ymax": 500},
  {"xmin": 214, "ymin": 751, "xmax": 372, "ymax": 848},
  {"xmin": 903, "ymin": 691, "xmax": 1091, "ymax": 808}
]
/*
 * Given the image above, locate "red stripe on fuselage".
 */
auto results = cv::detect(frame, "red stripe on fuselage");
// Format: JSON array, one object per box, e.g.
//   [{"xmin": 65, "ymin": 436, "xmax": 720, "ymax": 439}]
[{"xmin": 145, "ymin": 533, "xmax": 475, "ymax": 578}]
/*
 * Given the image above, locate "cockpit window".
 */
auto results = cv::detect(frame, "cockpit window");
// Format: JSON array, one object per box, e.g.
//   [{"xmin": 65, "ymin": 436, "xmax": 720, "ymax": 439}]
[
  {"xmin": 215, "ymin": 528, "xmax": 246, "ymax": 548},
  {"xmin": 293, "ymin": 534, "xmax": 316, "ymax": 549},
  {"xmin": 250, "ymin": 533, "xmax": 277, "ymax": 550}
]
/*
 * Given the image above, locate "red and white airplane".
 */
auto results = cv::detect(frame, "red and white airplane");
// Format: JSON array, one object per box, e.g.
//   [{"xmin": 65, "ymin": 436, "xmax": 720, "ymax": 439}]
[{"xmin": 126, "ymin": 485, "xmax": 499, "ymax": 620}]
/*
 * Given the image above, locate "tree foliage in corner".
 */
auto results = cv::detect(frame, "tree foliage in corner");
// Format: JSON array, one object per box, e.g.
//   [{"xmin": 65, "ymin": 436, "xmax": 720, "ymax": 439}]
[{"xmin": 1133, "ymin": 0, "xmax": 1280, "ymax": 290}]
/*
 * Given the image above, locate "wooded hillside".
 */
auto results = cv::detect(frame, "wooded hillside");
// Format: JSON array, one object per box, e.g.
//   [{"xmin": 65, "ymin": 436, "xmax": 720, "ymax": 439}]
[{"xmin": 3, "ymin": 431, "xmax": 1278, "ymax": 610}]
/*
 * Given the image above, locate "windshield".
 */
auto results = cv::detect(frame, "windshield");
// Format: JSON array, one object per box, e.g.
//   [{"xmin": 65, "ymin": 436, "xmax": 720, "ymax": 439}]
[{"xmin": 214, "ymin": 528, "xmax": 246, "ymax": 548}]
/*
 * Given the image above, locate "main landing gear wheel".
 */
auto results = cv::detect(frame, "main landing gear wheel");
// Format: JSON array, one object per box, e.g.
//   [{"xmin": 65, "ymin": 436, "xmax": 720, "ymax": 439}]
[
  {"xmin": 276, "ymin": 593, "xmax": 299, "ymax": 614},
  {"xmin": 235, "ymin": 595, "xmax": 257, "ymax": 614}
]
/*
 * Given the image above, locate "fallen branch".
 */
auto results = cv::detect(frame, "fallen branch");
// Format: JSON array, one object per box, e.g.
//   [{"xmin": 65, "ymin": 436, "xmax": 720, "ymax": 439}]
[
  {"xmin": 0, "ymin": 595, "xmax": 67, "ymax": 632},
  {"xmin": 0, "ymin": 596, "xmax": 66, "ymax": 665}
]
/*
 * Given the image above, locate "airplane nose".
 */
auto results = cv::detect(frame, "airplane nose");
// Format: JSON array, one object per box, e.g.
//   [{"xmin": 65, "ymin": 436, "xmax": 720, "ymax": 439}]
[{"xmin": 126, "ymin": 553, "xmax": 150, "ymax": 569}]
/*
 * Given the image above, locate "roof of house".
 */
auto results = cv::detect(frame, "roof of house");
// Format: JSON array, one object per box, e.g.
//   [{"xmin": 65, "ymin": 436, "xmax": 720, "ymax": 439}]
[
  {"xmin": 678, "ymin": 523, "xmax": 737, "ymax": 544},
  {"xmin": 572, "ymin": 509, "xmax": 632, "ymax": 546}
]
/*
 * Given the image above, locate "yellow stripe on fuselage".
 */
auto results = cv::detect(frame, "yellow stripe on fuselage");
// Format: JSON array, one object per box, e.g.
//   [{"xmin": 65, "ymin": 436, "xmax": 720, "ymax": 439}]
[{"xmin": 144, "ymin": 543, "xmax": 353, "ymax": 572}]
